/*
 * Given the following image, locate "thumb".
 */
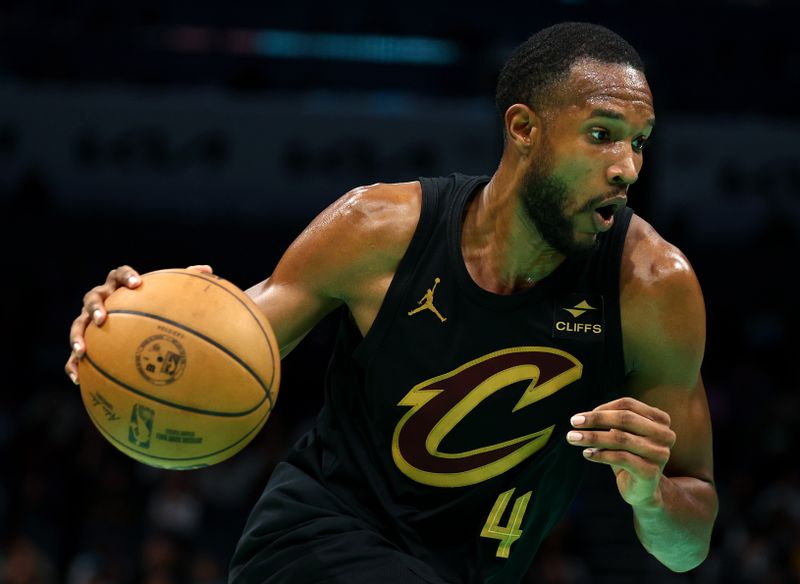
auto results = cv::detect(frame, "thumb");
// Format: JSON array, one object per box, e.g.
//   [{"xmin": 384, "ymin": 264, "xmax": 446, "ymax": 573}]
[{"xmin": 186, "ymin": 264, "xmax": 214, "ymax": 274}]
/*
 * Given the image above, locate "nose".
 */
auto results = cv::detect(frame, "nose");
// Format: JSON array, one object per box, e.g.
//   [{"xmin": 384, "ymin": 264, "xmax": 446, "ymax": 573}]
[{"xmin": 607, "ymin": 151, "xmax": 639, "ymax": 186}]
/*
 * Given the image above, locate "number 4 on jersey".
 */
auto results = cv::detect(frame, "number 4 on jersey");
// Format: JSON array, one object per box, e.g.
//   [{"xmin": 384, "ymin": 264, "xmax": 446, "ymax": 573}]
[{"xmin": 480, "ymin": 488, "xmax": 532, "ymax": 559}]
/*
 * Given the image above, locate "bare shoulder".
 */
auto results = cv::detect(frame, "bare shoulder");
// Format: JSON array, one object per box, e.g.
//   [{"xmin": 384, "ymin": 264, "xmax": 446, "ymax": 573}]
[
  {"xmin": 621, "ymin": 215, "xmax": 698, "ymax": 292},
  {"xmin": 323, "ymin": 180, "xmax": 422, "ymax": 284},
  {"xmin": 620, "ymin": 214, "xmax": 706, "ymax": 381},
  {"xmin": 333, "ymin": 180, "xmax": 423, "ymax": 251},
  {"xmin": 275, "ymin": 180, "xmax": 423, "ymax": 301}
]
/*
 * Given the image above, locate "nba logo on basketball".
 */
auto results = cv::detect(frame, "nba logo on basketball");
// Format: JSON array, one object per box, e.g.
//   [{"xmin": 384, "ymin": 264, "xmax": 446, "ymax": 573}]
[{"xmin": 129, "ymin": 404, "xmax": 155, "ymax": 448}]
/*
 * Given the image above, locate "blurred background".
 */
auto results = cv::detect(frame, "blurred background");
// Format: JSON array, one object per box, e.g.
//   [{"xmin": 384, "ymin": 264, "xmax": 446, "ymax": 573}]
[{"xmin": 1, "ymin": 1, "xmax": 798, "ymax": 582}]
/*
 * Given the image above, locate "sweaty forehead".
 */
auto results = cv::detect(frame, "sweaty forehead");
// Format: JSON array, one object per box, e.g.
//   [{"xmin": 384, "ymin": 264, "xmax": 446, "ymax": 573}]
[{"xmin": 547, "ymin": 59, "xmax": 654, "ymax": 121}]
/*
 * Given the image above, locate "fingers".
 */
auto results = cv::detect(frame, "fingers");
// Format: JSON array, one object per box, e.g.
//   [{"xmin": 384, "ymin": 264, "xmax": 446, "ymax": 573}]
[
  {"xmin": 566, "ymin": 397, "xmax": 675, "ymax": 471},
  {"xmin": 591, "ymin": 397, "xmax": 671, "ymax": 426},
  {"xmin": 567, "ymin": 427, "xmax": 672, "ymax": 468},
  {"xmin": 66, "ymin": 265, "xmax": 142, "ymax": 386},
  {"xmin": 69, "ymin": 308, "xmax": 91, "ymax": 357},
  {"xmin": 570, "ymin": 408, "xmax": 676, "ymax": 449},
  {"xmin": 64, "ymin": 352, "xmax": 80, "ymax": 386},
  {"xmin": 65, "ymin": 308, "xmax": 90, "ymax": 385},
  {"xmin": 186, "ymin": 264, "xmax": 213, "ymax": 274},
  {"xmin": 83, "ymin": 266, "xmax": 141, "ymax": 326}
]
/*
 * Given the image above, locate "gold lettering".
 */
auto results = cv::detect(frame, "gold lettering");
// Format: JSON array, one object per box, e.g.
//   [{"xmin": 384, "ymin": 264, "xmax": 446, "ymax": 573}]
[{"xmin": 555, "ymin": 321, "xmax": 603, "ymax": 334}]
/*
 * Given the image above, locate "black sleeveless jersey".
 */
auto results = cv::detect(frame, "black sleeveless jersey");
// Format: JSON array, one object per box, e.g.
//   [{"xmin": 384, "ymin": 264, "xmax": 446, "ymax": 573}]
[{"xmin": 232, "ymin": 173, "xmax": 632, "ymax": 584}]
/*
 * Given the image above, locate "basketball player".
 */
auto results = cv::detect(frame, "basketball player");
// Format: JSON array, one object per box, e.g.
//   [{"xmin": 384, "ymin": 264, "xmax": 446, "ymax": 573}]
[{"xmin": 65, "ymin": 22, "xmax": 718, "ymax": 583}]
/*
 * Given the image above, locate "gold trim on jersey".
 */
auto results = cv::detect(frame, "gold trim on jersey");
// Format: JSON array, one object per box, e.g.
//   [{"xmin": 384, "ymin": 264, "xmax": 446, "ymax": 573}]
[{"xmin": 392, "ymin": 346, "xmax": 583, "ymax": 487}]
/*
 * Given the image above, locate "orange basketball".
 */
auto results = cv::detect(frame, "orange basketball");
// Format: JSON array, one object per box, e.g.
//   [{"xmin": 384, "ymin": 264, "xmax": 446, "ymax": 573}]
[{"xmin": 77, "ymin": 268, "xmax": 280, "ymax": 470}]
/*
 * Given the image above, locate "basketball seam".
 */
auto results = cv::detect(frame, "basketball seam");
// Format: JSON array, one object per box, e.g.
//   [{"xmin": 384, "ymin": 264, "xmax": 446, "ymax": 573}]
[
  {"xmin": 148, "ymin": 270, "xmax": 278, "ymax": 391},
  {"xmin": 107, "ymin": 309, "xmax": 274, "ymax": 412},
  {"xmin": 85, "ymin": 399, "xmax": 270, "ymax": 463},
  {"xmin": 83, "ymin": 352, "xmax": 267, "ymax": 417}
]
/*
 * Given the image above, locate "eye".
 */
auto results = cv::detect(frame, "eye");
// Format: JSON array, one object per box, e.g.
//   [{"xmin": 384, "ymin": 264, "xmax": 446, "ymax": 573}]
[
  {"xmin": 589, "ymin": 128, "xmax": 610, "ymax": 142},
  {"xmin": 632, "ymin": 136, "xmax": 650, "ymax": 153}
]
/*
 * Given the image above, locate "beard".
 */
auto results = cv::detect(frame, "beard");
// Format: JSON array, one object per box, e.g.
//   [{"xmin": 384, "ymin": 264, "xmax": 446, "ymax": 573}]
[{"xmin": 520, "ymin": 162, "xmax": 599, "ymax": 259}]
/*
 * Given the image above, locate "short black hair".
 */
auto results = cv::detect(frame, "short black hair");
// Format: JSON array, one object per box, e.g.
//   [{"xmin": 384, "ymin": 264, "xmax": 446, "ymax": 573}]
[{"xmin": 495, "ymin": 22, "xmax": 645, "ymax": 118}]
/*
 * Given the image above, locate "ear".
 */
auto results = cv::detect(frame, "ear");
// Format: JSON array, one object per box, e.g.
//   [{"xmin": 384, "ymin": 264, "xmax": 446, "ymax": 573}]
[{"xmin": 504, "ymin": 104, "xmax": 539, "ymax": 154}]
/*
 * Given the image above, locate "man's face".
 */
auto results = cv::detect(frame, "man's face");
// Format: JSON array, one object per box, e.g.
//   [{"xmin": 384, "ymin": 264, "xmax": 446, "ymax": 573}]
[{"xmin": 520, "ymin": 59, "xmax": 655, "ymax": 257}]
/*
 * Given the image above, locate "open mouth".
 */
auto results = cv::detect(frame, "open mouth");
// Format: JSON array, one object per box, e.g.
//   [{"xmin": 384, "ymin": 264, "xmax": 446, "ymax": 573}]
[
  {"xmin": 590, "ymin": 197, "xmax": 625, "ymax": 232},
  {"xmin": 594, "ymin": 204, "xmax": 616, "ymax": 221}
]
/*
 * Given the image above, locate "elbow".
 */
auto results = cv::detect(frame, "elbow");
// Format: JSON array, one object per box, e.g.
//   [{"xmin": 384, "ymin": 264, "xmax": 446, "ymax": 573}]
[
  {"xmin": 650, "ymin": 516, "xmax": 715, "ymax": 573},
  {"xmin": 637, "ymin": 477, "xmax": 719, "ymax": 573},
  {"xmin": 648, "ymin": 510, "xmax": 717, "ymax": 573},
  {"xmin": 659, "ymin": 544, "xmax": 710, "ymax": 573}
]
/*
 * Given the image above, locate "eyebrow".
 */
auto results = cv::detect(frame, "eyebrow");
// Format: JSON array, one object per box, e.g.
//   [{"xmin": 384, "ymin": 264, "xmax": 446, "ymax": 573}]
[{"xmin": 590, "ymin": 108, "xmax": 655, "ymax": 128}]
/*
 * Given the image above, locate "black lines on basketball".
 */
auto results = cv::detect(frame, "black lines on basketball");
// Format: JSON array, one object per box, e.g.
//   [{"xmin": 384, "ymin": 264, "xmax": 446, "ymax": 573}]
[
  {"xmin": 107, "ymin": 309, "xmax": 274, "ymax": 412},
  {"xmin": 83, "ymin": 351, "xmax": 263, "ymax": 417},
  {"xmin": 150, "ymin": 270, "xmax": 278, "ymax": 392}
]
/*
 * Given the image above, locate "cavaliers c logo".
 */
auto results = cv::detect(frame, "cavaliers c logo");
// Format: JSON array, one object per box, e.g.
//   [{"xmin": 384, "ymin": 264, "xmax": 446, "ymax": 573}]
[{"xmin": 392, "ymin": 347, "xmax": 582, "ymax": 488}]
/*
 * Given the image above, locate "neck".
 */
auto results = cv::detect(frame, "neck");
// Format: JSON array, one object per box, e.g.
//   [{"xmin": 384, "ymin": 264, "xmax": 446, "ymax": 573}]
[{"xmin": 462, "ymin": 162, "xmax": 565, "ymax": 294}]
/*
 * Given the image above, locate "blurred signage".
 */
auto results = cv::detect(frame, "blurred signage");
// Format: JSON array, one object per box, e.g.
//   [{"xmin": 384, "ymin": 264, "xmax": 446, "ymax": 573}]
[
  {"xmin": 0, "ymin": 84, "xmax": 498, "ymax": 217},
  {"xmin": 651, "ymin": 117, "xmax": 800, "ymax": 245}
]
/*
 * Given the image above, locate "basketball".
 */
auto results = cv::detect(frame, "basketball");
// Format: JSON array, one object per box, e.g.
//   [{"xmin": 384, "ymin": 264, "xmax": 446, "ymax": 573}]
[{"xmin": 77, "ymin": 268, "xmax": 280, "ymax": 470}]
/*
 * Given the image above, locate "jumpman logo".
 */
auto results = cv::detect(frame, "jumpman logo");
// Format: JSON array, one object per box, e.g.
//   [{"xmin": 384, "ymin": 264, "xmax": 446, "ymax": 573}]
[{"xmin": 408, "ymin": 277, "xmax": 447, "ymax": 323}]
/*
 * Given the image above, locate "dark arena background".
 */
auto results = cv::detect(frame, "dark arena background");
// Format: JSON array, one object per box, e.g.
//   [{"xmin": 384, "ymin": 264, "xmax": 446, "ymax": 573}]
[{"xmin": 2, "ymin": 2, "xmax": 799, "ymax": 582}]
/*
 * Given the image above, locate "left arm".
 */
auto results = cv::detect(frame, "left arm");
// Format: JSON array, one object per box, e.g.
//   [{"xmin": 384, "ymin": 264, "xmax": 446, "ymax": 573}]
[{"xmin": 566, "ymin": 217, "xmax": 718, "ymax": 571}]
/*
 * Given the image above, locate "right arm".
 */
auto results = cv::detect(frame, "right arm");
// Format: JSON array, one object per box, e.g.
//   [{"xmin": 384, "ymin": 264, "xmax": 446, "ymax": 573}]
[{"xmin": 65, "ymin": 181, "xmax": 422, "ymax": 383}]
